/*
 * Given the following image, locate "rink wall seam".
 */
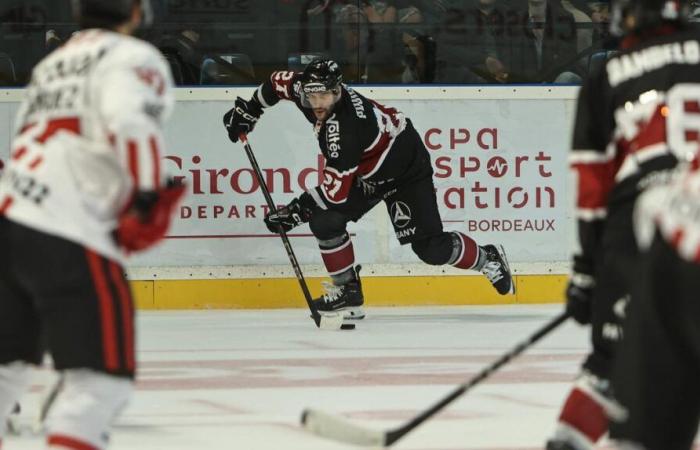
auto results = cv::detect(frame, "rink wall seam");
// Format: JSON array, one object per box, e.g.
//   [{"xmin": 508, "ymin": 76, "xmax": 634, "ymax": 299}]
[{"xmin": 129, "ymin": 274, "xmax": 566, "ymax": 309}]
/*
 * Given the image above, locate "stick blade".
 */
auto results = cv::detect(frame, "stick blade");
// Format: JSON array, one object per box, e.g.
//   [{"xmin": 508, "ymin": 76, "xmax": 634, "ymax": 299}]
[
  {"xmin": 301, "ymin": 408, "xmax": 386, "ymax": 447},
  {"xmin": 318, "ymin": 313, "xmax": 345, "ymax": 331}
]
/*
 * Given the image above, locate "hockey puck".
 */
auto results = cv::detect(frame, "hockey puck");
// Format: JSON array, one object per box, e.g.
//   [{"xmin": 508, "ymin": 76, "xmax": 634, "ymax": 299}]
[{"xmin": 340, "ymin": 324, "xmax": 356, "ymax": 330}]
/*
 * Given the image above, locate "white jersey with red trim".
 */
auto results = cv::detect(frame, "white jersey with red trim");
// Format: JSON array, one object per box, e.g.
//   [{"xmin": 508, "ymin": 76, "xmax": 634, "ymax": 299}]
[
  {"xmin": 636, "ymin": 162, "xmax": 700, "ymax": 262},
  {"xmin": 0, "ymin": 29, "xmax": 174, "ymax": 261}
]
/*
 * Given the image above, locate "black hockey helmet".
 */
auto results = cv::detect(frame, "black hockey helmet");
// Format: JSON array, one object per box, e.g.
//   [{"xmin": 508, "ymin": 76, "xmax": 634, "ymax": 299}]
[
  {"xmin": 71, "ymin": 0, "xmax": 153, "ymax": 29},
  {"xmin": 300, "ymin": 59, "xmax": 343, "ymax": 95},
  {"xmin": 610, "ymin": 0, "xmax": 689, "ymax": 36}
]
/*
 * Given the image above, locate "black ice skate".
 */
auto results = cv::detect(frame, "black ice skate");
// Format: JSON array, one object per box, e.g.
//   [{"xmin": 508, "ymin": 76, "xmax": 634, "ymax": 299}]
[
  {"xmin": 480, "ymin": 245, "xmax": 515, "ymax": 295},
  {"xmin": 312, "ymin": 266, "xmax": 365, "ymax": 320},
  {"xmin": 545, "ymin": 440, "xmax": 577, "ymax": 450}
]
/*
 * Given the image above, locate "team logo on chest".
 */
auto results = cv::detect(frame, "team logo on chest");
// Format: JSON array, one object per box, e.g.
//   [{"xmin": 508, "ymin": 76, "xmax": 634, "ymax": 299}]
[
  {"xmin": 326, "ymin": 116, "xmax": 341, "ymax": 158},
  {"xmin": 390, "ymin": 201, "xmax": 412, "ymax": 228}
]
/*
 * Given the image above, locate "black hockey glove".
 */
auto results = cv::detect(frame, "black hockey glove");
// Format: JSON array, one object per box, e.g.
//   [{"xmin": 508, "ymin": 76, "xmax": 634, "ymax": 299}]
[
  {"xmin": 566, "ymin": 271, "xmax": 595, "ymax": 325},
  {"xmin": 264, "ymin": 195, "xmax": 314, "ymax": 233},
  {"xmin": 223, "ymin": 97, "xmax": 263, "ymax": 143}
]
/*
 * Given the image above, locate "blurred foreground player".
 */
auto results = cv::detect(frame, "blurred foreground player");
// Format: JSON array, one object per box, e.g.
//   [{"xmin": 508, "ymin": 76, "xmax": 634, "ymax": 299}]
[
  {"xmin": 223, "ymin": 58, "xmax": 514, "ymax": 320},
  {"xmin": 0, "ymin": 0, "xmax": 183, "ymax": 448},
  {"xmin": 610, "ymin": 7, "xmax": 700, "ymax": 446},
  {"xmin": 546, "ymin": 0, "xmax": 694, "ymax": 447}
]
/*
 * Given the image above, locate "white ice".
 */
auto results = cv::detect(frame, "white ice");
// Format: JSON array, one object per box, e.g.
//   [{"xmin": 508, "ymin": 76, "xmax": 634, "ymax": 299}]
[{"xmin": 5, "ymin": 305, "xmax": 596, "ymax": 450}]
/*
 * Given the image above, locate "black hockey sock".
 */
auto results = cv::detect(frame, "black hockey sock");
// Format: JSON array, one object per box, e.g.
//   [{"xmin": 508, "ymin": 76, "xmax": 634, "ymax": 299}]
[{"xmin": 331, "ymin": 267, "xmax": 356, "ymax": 286}]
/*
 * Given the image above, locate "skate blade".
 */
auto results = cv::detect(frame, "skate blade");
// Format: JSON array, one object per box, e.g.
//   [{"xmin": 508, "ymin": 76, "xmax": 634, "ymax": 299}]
[
  {"xmin": 342, "ymin": 306, "xmax": 365, "ymax": 320},
  {"xmin": 496, "ymin": 245, "xmax": 516, "ymax": 295}
]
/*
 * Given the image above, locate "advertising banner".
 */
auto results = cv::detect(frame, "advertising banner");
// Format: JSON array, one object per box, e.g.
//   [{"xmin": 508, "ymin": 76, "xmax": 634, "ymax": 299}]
[{"xmin": 0, "ymin": 95, "xmax": 575, "ymax": 268}]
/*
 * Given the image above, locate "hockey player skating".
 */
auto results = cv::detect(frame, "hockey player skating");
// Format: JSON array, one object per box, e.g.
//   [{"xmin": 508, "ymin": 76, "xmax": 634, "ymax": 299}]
[
  {"xmin": 607, "ymin": 1, "xmax": 700, "ymax": 448},
  {"xmin": 223, "ymin": 58, "xmax": 514, "ymax": 320},
  {"xmin": 0, "ymin": 1, "xmax": 183, "ymax": 449},
  {"xmin": 613, "ymin": 120, "xmax": 700, "ymax": 449},
  {"xmin": 546, "ymin": 0, "xmax": 692, "ymax": 448}
]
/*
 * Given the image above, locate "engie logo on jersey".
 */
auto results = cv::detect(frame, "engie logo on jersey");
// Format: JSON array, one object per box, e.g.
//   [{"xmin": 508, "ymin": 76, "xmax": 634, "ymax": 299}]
[
  {"xmin": 326, "ymin": 117, "xmax": 341, "ymax": 158},
  {"xmin": 390, "ymin": 201, "xmax": 412, "ymax": 228}
]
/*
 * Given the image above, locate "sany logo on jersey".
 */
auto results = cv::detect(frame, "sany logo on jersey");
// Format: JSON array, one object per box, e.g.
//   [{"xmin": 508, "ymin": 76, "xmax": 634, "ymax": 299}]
[{"xmin": 326, "ymin": 117, "xmax": 341, "ymax": 158}]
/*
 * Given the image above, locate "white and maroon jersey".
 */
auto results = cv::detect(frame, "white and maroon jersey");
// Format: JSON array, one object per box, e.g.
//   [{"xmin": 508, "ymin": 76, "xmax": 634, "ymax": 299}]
[
  {"xmin": 569, "ymin": 28, "xmax": 700, "ymax": 273},
  {"xmin": 636, "ymin": 160, "xmax": 700, "ymax": 262},
  {"xmin": 0, "ymin": 29, "xmax": 174, "ymax": 261},
  {"xmin": 253, "ymin": 70, "xmax": 407, "ymax": 208}
]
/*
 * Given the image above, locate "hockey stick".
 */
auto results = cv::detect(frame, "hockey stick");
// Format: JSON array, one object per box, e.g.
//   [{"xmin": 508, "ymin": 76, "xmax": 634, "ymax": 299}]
[
  {"xmin": 239, "ymin": 134, "xmax": 352, "ymax": 331},
  {"xmin": 301, "ymin": 311, "xmax": 570, "ymax": 446}
]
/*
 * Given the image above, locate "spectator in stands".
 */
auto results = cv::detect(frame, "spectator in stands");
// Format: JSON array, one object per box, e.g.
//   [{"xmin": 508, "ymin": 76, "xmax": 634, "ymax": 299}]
[
  {"xmin": 398, "ymin": 5, "xmax": 436, "ymax": 82},
  {"xmin": 333, "ymin": 4, "xmax": 372, "ymax": 82},
  {"xmin": 45, "ymin": 29, "xmax": 63, "ymax": 53},
  {"xmin": 434, "ymin": 0, "xmax": 509, "ymax": 83},
  {"xmin": 156, "ymin": 29, "xmax": 203, "ymax": 85},
  {"xmin": 504, "ymin": 0, "xmax": 581, "ymax": 83},
  {"xmin": 588, "ymin": 0, "xmax": 611, "ymax": 43},
  {"xmin": 365, "ymin": 0, "xmax": 398, "ymax": 22},
  {"xmin": 560, "ymin": 0, "xmax": 593, "ymax": 72}
]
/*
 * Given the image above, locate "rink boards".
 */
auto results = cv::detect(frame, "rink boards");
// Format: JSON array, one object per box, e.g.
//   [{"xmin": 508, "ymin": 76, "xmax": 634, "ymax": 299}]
[
  {"xmin": 127, "ymin": 273, "xmax": 566, "ymax": 309},
  {"xmin": 0, "ymin": 86, "xmax": 578, "ymax": 309}
]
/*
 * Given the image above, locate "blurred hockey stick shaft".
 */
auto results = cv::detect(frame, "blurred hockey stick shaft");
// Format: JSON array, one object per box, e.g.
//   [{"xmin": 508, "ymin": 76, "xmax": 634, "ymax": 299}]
[
  {"xmin": 302, "ymin": 311, "xmax": 570, "ymax": 446},
  {"xmin": 239, "ymin": 134, "xmax": 343, "ymax": 330}
]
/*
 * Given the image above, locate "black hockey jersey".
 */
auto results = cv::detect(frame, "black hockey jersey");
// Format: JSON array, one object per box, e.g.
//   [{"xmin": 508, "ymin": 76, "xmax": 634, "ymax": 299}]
[
  {"xmin": 252, "ymin": 71, "xmax": 407, "ymax": 209},
  {"xmin": 570, "ymin": 28, "xmax": 700, "ymax": 274}
]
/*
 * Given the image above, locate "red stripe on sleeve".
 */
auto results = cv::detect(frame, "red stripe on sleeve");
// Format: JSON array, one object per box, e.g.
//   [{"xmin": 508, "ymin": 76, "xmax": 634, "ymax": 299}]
[
  {"xmin": 0, "ymin": 196, "xmax": 14, "ymax": 215},
  {"xmin": 11, "ymin": 147, "xmax": 28, "ymax": 161},
  {"xmin": 127, "ymin": 139, "xmax": 140, "ymax": 189},
  {"xmin": 85, "ymin": 250, "xmax": 119, "ymax": 371},
  {"xmin": 35, "ymin": 117, "xmax": 81, "ymax": 144},
  {"xmin": 572, "ymin": 161, "xmax": 618, "ymax": 210},
  {"xmin": 149, "ymin": 135, "xmax": 161, "ymax": 189},
  {"xmin": 109, "ymin": 262, "xmax": 135, "ymax": 372},
  {"xmin": 358, "ymin": 131, "xmax": 391, "ymax": 175},
  {"xmin": 28, "ymin": 156, "xmax": 44, "ymax": 171},
  {"xmin": 48, "ymin": 434, "xmax": 98, "ymax": 450}
]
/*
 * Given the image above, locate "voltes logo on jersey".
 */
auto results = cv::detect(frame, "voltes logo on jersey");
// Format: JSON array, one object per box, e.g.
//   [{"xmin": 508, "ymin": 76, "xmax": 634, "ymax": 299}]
[
  {"xmin": 326, "ymin": 117, "xmax": 341, "ymax": 158},
  {"xmin": 390, "ymin": 201, "xmax": 412, "ymax": 228}
]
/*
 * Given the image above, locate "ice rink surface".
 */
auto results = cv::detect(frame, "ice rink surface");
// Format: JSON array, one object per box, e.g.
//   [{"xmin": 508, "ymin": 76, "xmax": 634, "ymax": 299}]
[{"xmin": 6, "ymin": 305, "xmax": 598, "ymax": 450}]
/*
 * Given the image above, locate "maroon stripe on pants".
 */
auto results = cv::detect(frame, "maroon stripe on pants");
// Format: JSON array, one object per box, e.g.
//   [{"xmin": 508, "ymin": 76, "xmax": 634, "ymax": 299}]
[
  {"xmin": 48, "ymin": 434, "xmax": 98, "ymax": 450},
  {"xmin": 320, "ymin": 239, "xmax": 355, "ymax": 275},
  {"xmin": 108, "ymin": 262, "xmax": 135, "ymax": 372},
  {"xmin": 85, "ymin": 250, "xmax": 119, "ymax": 371}
]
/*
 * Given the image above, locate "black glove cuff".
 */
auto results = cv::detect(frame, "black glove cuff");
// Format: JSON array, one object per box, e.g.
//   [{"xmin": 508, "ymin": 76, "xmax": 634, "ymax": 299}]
[
  {"xmin": 247, "ymin": 96, "xmax": 264, "ymax": 116},
  {"xmin": 297, "ymin": 192, "xmax": 317, "ymax": 222}
]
